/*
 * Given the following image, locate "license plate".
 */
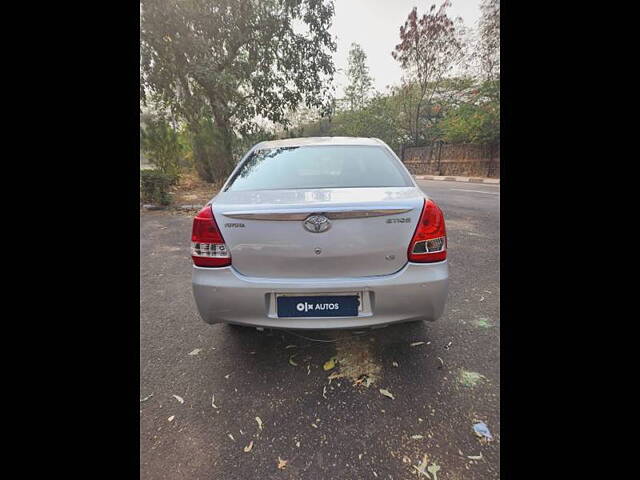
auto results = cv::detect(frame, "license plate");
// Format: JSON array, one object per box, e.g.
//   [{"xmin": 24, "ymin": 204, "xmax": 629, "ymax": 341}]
[{"xmin": 277, "ymin": 295, "xmax": 360, "ymax": 318}]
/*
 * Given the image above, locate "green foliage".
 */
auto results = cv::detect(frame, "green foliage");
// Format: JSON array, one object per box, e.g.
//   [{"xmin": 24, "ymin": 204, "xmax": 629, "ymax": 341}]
[
  {"xmin": 140, "ymin": 170, "xmax": 174, "ymax": 205},
  {"xmin": 329, "ymin": 92, "xmax": 408, "ymax": 154},
  {"xmin": 139, "ymin": 0, "xmax": 499, "ymax": 178},
  {"xmin": 140, "ymin": 114, "xmax": 183, "ymax": 178},
  {"xmin": 344, "ymin": 43, "xmax": 374, "ymax": 111},
  {"xmin": 233, "ymin": 127, "xmax": 276, "ymax": 161},
  {"xmin": 187, "ymin": 118, "xmax": 276, "ymax": 183},
  {"xmin": 280, "ymin": 105, "xmax": 332, "ymax": 138},
  {"xmin": 176, "ymin": 126, "xmax": 195, "ymax": 170},
  {"xmin": 440, "ymin": 79, "xmax": 500, "ymax": 143},
  {"xmin": 439, "ymin": 103, "xmax": 498, "ymax": 143},
  {"xmin": 287, "ymin": 77, "xmax": 499, "ymax": 151},
  {"xmin": 140, "ymin": 0, "xmax": 337, "ymax": 182},
  {"xmin": 190, "ymin": 117, "xmax": 236, "ymax": 184}
]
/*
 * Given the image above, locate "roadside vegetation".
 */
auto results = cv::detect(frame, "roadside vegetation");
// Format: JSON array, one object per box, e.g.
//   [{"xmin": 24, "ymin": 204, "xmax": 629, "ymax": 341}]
[{"xmin": 140, "ymin": 0, "xmax": 500, "ymax": 205}]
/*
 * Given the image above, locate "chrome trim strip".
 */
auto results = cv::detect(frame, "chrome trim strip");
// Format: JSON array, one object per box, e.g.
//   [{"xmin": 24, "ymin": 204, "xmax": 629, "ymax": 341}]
[
  {"xmin": 326, "ymin": 209, "xmax": 411, "ymax": 219},
  {"xmin": 223, "ymin": 208, "xmax": 413, "ymax": 221}
]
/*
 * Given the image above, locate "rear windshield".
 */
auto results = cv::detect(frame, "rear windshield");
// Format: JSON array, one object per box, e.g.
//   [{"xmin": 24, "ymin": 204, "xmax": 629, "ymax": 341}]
[{"xmin": 225, "ymin": 145, "xmax": 412, "ymax": 191}]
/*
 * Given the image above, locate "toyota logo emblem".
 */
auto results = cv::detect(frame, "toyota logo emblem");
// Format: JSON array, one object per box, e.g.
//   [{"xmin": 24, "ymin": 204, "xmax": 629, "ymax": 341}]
[{"xmin": 303, "ymin": 214, "xmax": 331, "ymax": 233}]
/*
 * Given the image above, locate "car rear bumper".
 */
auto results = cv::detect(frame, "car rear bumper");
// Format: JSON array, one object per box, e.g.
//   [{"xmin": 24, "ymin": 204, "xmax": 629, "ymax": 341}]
[{"xmin": 192, "ymin": 261, "xmax": 448, "ymax": 330}]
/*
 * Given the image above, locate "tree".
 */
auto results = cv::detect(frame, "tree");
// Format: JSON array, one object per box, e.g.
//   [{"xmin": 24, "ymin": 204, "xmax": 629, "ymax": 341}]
[
  {"xmin": 439, "ymin": 78, "xmax": 499, "ymax": 144},
  {"xmin": 285, "ymin": 86, "xmax": 410, "ymax": 155},
  {"xmin": 439, "ymin": 102, "xmax": 499, "ymax": 144},
  {"xmin": 477, "ymin": 0, "xmax": 500, "ymax": 82},
  {"xmin": 140, "ymin": 113, "xmax": 183, "ymax": 178},
  {"xmin": 344, "ymin": 43, "xmax": 374, "ymax": 111},
  {"xmin": 436, "ymin": 0, "xmax": 499, "ymax": 144},
  {"xmin": 140, "ymin": 0, "xmax": 336, "ymax": 182},
  {"xmin": 392, "ymin": 1, "xmax": 464, "ymax": 145}
]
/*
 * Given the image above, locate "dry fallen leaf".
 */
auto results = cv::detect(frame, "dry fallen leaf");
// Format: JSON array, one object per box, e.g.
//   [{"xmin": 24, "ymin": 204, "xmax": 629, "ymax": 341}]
[
  {"xmin": 379, "ymin": 388, "xmax": 395, "ymax": 400},
  {"xmin": 323, "ymin": 356, "xmax": 337, "ymax": 371},
  {"xmin": 277, "ymin": 457, "xmax": 288, "ymax": 469},
  {"xmin": 410, "ymin": 341, "xmax": 426, "ymax": 347},
  {"xmin": 427, "ymin": 462, "xmax": 441, "ymax": 480},
  {"xmin": 311, "ymin": 423, "xmax": 318, "ymax": 428},
  {"xmin": 289, "ymin": 355, "xmax": 299, "ymax": 367},
  {"xmin": 244, "ymin": 441, "xmax": 254, "ymax": 452},
  {"xmin": 188, "ymin": 348, "xmax": 202, "ymax": 356},
  {"xmin": 353, "ymin": 375, "xmax": 373, "ymax": 388},
  {"xmin": 172, "ymin": 395, "xmax": 184, "ymax": 404},
  {"xmin": 256, "ymin": 417, "xmax": 263, "ymax": 430},
  {"xmin": 413, "ymin": 454, "xmax": 430, "ymax": 478}
]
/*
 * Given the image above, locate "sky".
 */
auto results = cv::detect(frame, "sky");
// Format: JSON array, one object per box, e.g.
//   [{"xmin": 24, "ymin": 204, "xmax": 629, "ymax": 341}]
[{"xmin": 330, "ymin": 0, "xmax": 481, "ymax": 97}]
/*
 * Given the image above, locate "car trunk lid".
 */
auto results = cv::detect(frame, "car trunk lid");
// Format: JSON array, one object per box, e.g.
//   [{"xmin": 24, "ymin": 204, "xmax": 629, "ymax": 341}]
[{"xmin": 211, "ymin": 187, "xmax": 426, "ymax": 279}]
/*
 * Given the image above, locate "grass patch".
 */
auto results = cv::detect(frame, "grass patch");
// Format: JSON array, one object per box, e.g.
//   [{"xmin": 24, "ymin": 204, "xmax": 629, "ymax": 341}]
[
  {"xmin": 471, "ymin": 317, "xmax": 494, "ymax": 328},
  {"xmin": 458, "ymin": 369, "xmax": 487, "ymax": 387}
]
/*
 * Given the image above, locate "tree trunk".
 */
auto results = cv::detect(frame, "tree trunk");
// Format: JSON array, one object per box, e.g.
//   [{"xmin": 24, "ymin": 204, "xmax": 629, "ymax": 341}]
[
  {"xmin": 413, "ymin": 102, "xmax": 421, "ymax": 146},
  {"xmin": 213, "ymin": 117, "xmax": 235, "ymax": 178},
  {"xmin": 189, "ymin": 107, "xmax": 236, "ymax": 184}
]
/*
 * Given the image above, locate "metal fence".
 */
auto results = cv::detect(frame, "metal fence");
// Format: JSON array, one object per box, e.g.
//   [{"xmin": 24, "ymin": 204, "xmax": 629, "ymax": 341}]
[{"xmin": 401, "ymin": 142, "xmax": 500, "ymax": 178}]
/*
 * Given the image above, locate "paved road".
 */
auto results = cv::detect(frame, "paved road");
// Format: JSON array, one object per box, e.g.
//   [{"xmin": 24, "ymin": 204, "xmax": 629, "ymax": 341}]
[{"xmin": 140, "ymin": 179, "xmax": 500, "ymax": 479}]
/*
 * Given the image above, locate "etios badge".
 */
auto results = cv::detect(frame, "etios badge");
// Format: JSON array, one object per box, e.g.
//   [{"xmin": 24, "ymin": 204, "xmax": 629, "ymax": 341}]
[{"xmin": 304, "ymin": 214, "xmax": 331, "ymax": 233}]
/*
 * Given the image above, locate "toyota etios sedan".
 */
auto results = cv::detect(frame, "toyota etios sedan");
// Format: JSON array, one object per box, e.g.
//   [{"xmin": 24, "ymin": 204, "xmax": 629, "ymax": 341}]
[{"xmin": 191, "ymin": 137, "xmax": 448, "ymax": 330}]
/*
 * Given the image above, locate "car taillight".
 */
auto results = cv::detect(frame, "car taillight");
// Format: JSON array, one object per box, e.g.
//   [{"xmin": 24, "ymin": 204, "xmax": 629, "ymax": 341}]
[
  {"xmin": 191, "ymin": 205, "xmax": 231, "ymax": 267},
  {"xmin": 408, "ymin": 199, "xmax": 447, "ymax": 263}
]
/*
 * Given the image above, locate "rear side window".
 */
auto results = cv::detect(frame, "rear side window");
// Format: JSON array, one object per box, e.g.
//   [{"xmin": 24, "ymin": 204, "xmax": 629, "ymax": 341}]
[{"xmin": 225, "ymin": 145, "xmax": 412, "ymax": 191}]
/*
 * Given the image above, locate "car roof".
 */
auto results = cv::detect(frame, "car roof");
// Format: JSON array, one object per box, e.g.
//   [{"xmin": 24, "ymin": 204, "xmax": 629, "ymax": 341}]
[{"xmin": 254, "ymin": 137, "xmax": 385, "ymax": 149}]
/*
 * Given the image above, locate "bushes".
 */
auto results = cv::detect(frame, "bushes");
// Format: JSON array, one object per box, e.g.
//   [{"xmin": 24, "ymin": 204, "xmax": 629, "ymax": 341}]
[
  {"xmin": 140, "ymin": 114, "xmax": 183, "ymax": 178},
  {"xmin": 190, "ymin": 118, "xmax": 275, "ymax": 183},
  {"xmin": 191, "ymin": 118, "xmax": 236, "ymax": 183},
  {"xmin": 140, "ymin": 170, "xmax": 174, "ymax": 205}
]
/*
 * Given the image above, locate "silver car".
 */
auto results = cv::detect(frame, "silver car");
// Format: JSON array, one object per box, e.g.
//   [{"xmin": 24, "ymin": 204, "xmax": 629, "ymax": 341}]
[{"xmin": 191, "ymin": 137, "xmax": 448, "ymax": 330}]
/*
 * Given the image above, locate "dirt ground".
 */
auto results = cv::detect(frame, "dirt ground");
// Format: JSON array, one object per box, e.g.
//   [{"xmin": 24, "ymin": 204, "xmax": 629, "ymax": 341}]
[{"xmin": 168, "ymin": 171, "xmax": 222, "ymax": 207}]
